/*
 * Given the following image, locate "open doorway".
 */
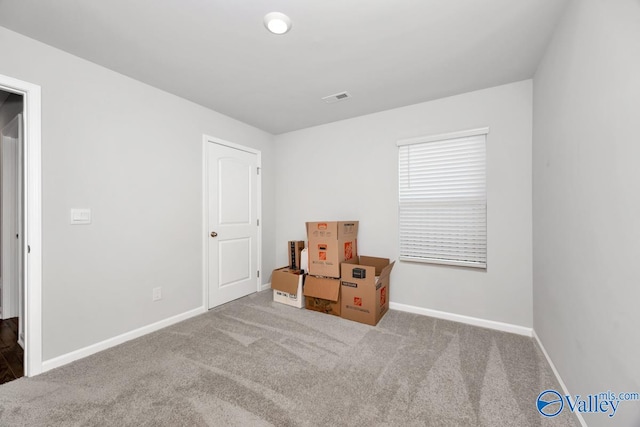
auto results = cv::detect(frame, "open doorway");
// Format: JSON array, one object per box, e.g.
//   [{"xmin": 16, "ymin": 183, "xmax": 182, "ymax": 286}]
[
  {"xmin": 0, "ymin": 72, "xmax": 42, "ymax": 379},
  {"xmin": 0, "ymin": 90, "xmax": 24, "ymax": 383}
]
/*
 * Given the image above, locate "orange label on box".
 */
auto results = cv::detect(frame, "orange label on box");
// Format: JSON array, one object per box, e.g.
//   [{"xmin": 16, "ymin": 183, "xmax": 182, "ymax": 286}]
[
  {"xmin": 317, "ymin": 223, "xmax": 327, "ymax": 230},
  {"xmin": 344, "ymin": 241, "xmax": 353, "ymax": 260},
  {"xmin": 380, "ymin": 287, "xmax": 386, "ymax": 306},
  {"xmin": 354, "ymin": 297, "xmax": 362, "ymax": 307},
  {"xmin": 318, "ymin": 243, "xmax": 327, "ymax": 260}
]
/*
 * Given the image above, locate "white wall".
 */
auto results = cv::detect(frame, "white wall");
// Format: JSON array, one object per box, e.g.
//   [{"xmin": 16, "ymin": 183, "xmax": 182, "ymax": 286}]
[
  {"xmin": 275, "ymin": 80, "xmax": 533, "ymax": 328},
  {"xmin": 533, "ymin": 1, "xmax": 640, "ymax": 426},
  {"xmin": 0, "ymin": 26, "xmax": 276, "ymax": 361}
]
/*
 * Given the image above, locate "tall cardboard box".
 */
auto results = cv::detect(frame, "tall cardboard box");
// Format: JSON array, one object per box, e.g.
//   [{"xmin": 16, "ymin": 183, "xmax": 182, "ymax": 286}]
[
  {"xmin": 272, "ymin": 267, "xmax": 305, "ymax": 308},
  {"xmin": 288, "ymin": 241, "xmax": 305, "ymax": 270},
  {"xmin": 340, "ymin": 256, "xmax": 395, "ymax": 326},
  {"xmin": 303, "ymin": 275, "xmax": 341, "ymax": 316},
  {"xmin": 306, "ymin": 221, "xmax": 358, "ymax": 278}
]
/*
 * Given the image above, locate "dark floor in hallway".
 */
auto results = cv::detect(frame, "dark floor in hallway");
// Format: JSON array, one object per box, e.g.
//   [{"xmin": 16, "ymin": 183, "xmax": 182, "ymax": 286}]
[{"xmin": 0, "ymin": 318, "xmax": 23, "ymax": 384}]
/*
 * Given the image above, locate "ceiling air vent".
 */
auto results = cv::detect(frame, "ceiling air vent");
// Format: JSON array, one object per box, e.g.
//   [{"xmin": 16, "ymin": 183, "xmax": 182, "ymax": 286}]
[{"xmin": 322, "ymin": 91, "xmax": 352, "ymax": 104}]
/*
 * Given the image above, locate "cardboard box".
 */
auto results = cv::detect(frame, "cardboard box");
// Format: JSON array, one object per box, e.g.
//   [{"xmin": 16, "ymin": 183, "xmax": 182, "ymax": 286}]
[
  {"xmin": 340, "ymin": 256, "xmax": 395, "ymax": 326},
  {"xmin": 288, "ymin": 241, "xmax": 305, "ymax": 270},
  {"xmin": 272, "ymin": 267, "xmax": 305, "ymax": 308},
  {"xmin": 303, "ymin": 275, "xmax": 341, "ymax": 316},
  {"xmin": 306, "ymin": 221, "xmax": 358, "ymax": 278}
]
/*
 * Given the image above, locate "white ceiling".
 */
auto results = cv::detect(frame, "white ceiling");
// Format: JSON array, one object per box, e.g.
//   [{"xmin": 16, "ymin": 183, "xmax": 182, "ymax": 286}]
[{"xmin": 0, "ymin": 0, "xmax": 568, "ymax": 135}]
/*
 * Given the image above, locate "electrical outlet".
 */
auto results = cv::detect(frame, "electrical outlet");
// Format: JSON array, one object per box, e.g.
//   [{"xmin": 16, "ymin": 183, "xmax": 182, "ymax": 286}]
[{"xmin": 152, "ymin": 287, "xmax": 162, "ymax": 301}]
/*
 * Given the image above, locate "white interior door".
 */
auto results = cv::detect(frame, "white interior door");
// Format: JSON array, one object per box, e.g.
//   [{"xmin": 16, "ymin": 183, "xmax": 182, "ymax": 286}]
[{"xmin": 207, "ymin": 141, "xmax": 259, "ymax": 308}]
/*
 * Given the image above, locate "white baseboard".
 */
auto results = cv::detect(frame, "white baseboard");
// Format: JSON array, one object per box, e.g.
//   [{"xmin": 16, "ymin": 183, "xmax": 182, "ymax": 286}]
[
  {"xmin": 261, "ymin": 282, "xmax": 271, "ymax": 291},
  {"xmin": 389, "ymin": 302, "xmax": 533, "ymax": 337},
  {"xmin": 533, "ymin": 331, "xmax": 588, "ymax": 427},
  {"xmin": 41, "ymin": 306, "xmax": 206, "ymax": 373}
]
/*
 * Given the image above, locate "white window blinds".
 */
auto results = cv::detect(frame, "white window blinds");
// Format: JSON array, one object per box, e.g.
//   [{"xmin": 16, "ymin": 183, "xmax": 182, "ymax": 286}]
[{"xmin": 397, "ymin": 128, "xmax": 487, "ymax": 268}]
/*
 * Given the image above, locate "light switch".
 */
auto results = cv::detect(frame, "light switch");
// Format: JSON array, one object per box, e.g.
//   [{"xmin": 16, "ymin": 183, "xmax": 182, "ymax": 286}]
[{"xmin": 70, "ymin": 208, "xmax": 91, "ymax": 225}]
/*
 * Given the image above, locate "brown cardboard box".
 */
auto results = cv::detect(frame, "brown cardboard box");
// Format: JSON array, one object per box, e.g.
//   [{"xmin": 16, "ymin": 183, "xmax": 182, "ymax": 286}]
[
  {"xmin": 303, "ymin": 275, "xmax": 341, "ymax": 316},
  {"xmin": 340, "ymin": 256, "xmax": 395, "ymax": 326},
  {"xmin": 288, "ymin": 241, "xmax": 305, "ymax": 270},
  {"xmin": 306, "ymin": 221, "xmax": 358, "ymax": 278},
  {"xmin": 272, "ymin": 267, "xmax": 305, "ymax": 308}
]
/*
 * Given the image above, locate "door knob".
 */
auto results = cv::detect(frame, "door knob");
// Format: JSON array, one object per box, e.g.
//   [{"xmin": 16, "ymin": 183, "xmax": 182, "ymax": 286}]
[{"xmin": 210, "ymin": 231, "xmax": 218, "ymax": 238}]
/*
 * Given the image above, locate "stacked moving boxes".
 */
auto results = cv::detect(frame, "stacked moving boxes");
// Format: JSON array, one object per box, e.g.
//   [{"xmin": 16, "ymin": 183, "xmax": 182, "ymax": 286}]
[
  {"xmin": 272, "ymin": 222, "xmax": 395, "ymax": 326},
  {"xmin": 303, "ymin": 221, "xmax": 358, "ymax": 316}
]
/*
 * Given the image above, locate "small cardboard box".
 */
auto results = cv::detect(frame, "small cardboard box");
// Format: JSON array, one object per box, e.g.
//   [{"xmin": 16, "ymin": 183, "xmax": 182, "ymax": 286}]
[
  {"xmin": 340, "ymin": 256, "xmax": 395, "ymax": 326},
  {"xmin": 288, "ymin": 241, "xmax": 305, "ymax": 270},
  {"xmin": 303, "ymin": 275, "xmax": 341, "ymax": 316},
  {"xmin": 306, "ymin": 221, "xmax": 358, "ymax": 278},
  {"xmin": 272, "ymin": 267, "xmax": 305, "ymax": 308}
]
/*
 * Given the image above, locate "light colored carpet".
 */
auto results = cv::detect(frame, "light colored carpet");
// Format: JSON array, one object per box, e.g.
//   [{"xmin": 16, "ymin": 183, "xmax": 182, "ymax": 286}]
[{"xmin": 0, "ymin": 291, "xmax": 579, "ymax": 426}]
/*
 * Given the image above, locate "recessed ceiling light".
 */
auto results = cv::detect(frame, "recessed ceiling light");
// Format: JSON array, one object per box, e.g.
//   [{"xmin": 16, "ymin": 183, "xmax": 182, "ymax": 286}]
[{"xmin": 264, "ymin": 12, "xmax": 292, "ymax": 35}]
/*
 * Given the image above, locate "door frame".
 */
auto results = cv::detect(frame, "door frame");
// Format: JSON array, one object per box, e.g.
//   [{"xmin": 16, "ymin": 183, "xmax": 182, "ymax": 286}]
[
  {"xmin": 0, "ymin": 73, "xmax": 43, "ymax": 376},
  {"xmin": 202, "ymin": 134, "xmax": 262, "ymax": 309}
]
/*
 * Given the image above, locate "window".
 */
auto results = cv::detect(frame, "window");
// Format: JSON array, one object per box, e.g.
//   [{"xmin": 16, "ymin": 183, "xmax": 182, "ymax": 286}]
[{"xmin": 397, "ymin": 128, "xmax": 488, "ymax": 268}]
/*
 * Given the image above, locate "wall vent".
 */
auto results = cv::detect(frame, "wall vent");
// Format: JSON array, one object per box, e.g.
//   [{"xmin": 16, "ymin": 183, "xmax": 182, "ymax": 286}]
[{"xmin": 322, "ymin": 91, "xmax": 352, "ymax": 104}]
